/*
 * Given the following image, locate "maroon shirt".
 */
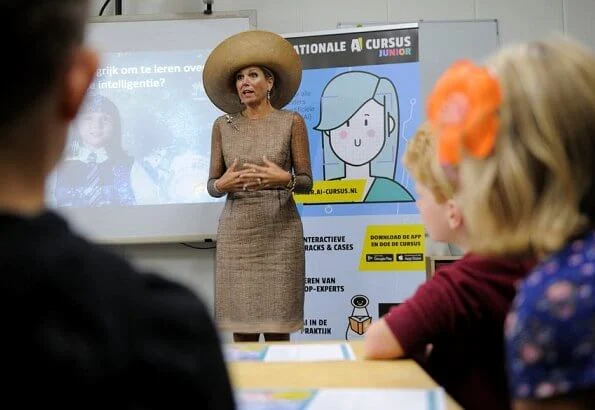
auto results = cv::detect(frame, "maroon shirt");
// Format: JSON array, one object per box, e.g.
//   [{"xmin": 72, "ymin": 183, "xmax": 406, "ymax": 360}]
[{"xmin": 384, "ymin": 253, "xmax": 534, "ymax": 410}]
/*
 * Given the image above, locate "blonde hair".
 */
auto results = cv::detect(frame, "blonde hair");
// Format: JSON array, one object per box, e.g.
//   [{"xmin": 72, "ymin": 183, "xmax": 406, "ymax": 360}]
[
  {"xmin": 403, "ymin": 122, "xmax": 455, "ymax": 203},
  {"xmin": 458, "ymin": 35, "xmax": 595, "ymax": 258}
]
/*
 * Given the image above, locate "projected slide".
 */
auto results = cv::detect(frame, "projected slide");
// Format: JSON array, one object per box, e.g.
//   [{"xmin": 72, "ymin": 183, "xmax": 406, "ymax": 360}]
[{"xmin": 46, "ymin": 49, "xmax": 224, "ymax": 208}]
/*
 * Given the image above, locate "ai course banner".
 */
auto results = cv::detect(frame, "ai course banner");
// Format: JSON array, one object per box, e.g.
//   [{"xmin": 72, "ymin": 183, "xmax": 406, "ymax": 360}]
[{"xmin": 283, "ymin": 24, "xmax": 427, "ymax": 341}]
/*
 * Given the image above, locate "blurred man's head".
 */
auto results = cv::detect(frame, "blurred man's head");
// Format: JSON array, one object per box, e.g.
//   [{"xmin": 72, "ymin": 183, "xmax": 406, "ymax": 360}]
[{"xmin": 0, "ymin": 0, "xmax": 98, "ymax": 176}]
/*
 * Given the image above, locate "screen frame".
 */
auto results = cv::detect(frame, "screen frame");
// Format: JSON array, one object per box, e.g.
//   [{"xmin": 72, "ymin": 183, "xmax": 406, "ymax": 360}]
[{"xmin": 48, "ymin": 13, "xmax": 255, "ymax": 244}]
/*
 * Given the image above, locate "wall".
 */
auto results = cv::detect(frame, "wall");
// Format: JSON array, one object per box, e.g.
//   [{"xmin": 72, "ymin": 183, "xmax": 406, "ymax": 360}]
[
  {"xmin": 90, "ymin": 0, "xmax": 595, "ymax": 320},
  {"xmin": 92, "ymin": 0, "xmax": 595, "ymax": 48}
]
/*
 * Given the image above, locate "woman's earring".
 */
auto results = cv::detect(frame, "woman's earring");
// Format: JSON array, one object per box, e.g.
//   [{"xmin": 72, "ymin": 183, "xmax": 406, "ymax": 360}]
[{"xmin": 267, "ymin": 89, "xmax": 271, "ymax": 100}]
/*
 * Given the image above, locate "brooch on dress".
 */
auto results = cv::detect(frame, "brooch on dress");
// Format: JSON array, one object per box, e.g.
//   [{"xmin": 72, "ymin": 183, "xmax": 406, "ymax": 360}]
[{"xmin": 225, "ymin": 114, "xmax": 239, "ymax": 131}]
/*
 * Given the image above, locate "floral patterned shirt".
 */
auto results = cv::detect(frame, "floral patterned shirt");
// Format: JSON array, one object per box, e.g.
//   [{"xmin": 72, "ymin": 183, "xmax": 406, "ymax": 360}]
[{"xmin": 505, "ymin": 230, "xmax": 595, "ymax": 399}]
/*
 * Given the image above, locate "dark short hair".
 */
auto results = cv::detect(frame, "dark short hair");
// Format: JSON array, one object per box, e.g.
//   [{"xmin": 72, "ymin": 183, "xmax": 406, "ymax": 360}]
[{"xmin": 0, "ymin": 0, "xmax": 89, "ymax": 129}]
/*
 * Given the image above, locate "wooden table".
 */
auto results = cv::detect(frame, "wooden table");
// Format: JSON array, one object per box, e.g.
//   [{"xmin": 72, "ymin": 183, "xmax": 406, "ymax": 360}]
[{"xmin": 227, "ymin": 340, "xmax": 462, "ymax": 409}]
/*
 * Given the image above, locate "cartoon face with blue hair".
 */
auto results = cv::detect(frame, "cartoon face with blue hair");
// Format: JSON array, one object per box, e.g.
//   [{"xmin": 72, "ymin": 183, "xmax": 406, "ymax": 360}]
[{"xmin": 314, "ymin": 71, "xmax": 413, "ymax": 203}]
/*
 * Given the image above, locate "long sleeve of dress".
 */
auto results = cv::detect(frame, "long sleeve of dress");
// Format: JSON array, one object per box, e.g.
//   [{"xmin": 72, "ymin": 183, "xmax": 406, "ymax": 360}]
[
  {"xmin": 207, "ymin": 118, "xmax": 226, "ymax": 198},
  {"xmin": 290, "ymin": 113, "xmax": 313, "ymax": 194}
]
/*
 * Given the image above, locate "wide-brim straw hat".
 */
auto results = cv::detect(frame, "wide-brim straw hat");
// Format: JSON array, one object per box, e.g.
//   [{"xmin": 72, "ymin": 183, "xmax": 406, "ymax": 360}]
[{"xmin": 203, "ymin": 30, "xmax": 302, "ymax": 114}]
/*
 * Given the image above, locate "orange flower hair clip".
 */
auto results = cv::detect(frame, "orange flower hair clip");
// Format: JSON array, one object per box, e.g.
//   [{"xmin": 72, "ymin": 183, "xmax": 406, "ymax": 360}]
[{"xmin": 427, "ymin": 60, "xmax": 502, "ymax": 166}]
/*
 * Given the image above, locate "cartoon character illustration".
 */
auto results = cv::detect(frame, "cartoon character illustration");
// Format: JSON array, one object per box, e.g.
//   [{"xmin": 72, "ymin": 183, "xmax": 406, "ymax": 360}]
[
  {"xmin": 314, "ymin": 71, "xmax": 414, "ymax": 203},
  {"xmin": 345, "ymin": 294, "xmax": 372, "ymax": 340}
]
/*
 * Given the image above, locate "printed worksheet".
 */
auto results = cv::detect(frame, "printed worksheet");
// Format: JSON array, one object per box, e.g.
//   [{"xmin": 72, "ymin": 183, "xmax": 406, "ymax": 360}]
[
  {"xmin": 224, "ymin": 343, "xmax": 355, "ymax": 362},
  {"xmin": 235, "ymin": 388, "xmax": 446, "ymax": 410}
]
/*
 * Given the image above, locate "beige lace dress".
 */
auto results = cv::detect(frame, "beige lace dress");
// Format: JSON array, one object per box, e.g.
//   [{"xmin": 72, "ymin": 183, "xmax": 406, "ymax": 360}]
[{"xmin": 207, "ymin": 109, "xmax": 313, "ymax": 333}]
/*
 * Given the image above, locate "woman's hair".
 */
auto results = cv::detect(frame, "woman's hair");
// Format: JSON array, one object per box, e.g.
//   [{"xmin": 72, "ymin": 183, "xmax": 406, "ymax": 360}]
[
  {"xmin": 65, "ymin": 94, "xmax": 126, "ymax": 159},
  {"xmin": 260, "ymin": 66, "xmax": 276, "ymax": 97},
  {"xmin": 458, "ymin": 36, "xmax": 595, "ymax": 258},
  {"xmin": 403, "ymin": 122, "xmax": 454, "ymax": 204}
]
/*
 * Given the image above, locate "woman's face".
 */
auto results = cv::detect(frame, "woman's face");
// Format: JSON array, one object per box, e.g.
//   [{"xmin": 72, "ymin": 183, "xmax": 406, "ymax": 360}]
[
  {"xmin": 77, "ymin": 112, "xmax": 114, "ymax": 149},
  {"xmin": 328, "ymin": 99, "xmax": 386, "ymax": 166},
  {"xmin": 235, "ymin": 66, "xmax": 273, "ymax": 107}
]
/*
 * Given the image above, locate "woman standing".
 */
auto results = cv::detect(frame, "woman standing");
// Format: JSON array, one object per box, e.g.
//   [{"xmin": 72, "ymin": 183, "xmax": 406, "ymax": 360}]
[{"xmin": 203, "ymin": 30, "xmax": 313, "ymax": 342}]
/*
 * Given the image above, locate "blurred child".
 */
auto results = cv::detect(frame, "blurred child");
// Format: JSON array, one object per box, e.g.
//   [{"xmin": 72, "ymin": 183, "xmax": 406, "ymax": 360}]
[
  {"xmin": 363, "ymin": 123, "xmax": 534, "ymax": 410},
  {"xmin": 428, "ymin": 36, "xmax": 595, "ymax": 410},
  {"xmin": 54, "ymin": 94, "xmax": 135, "ymax": 206}
]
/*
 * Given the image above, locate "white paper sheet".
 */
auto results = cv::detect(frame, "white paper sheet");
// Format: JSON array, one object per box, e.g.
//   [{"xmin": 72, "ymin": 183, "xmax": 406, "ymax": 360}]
[
  {"xmin": 263, "ymin": 343, "xmax": 356, "ymax": 362},
  {"xmin": 236, "ymin": 388, "xmax": 447, "ymax": 410}
]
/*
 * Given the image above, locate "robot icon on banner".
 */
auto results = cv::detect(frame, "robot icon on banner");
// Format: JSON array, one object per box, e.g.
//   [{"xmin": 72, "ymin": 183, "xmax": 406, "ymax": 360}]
[{"xmin": 345, "ymin": 294, "xmax": 372, "ymax": 340}]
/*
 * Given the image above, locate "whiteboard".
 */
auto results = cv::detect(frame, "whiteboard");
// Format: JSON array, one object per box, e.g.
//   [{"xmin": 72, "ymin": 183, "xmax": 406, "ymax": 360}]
[
  {"xmin": 46, "ymin": 15, "xmax": 251, "ymax": 244},
  {"xmin": 418, "ymin": 20, "xmax": 500, "ymax": 113}
]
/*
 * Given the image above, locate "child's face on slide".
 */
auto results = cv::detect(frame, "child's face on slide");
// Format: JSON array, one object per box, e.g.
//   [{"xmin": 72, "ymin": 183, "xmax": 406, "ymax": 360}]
[{"xmin": 78, "ymin": 112, "xmax": 114, "ymax": 149}]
